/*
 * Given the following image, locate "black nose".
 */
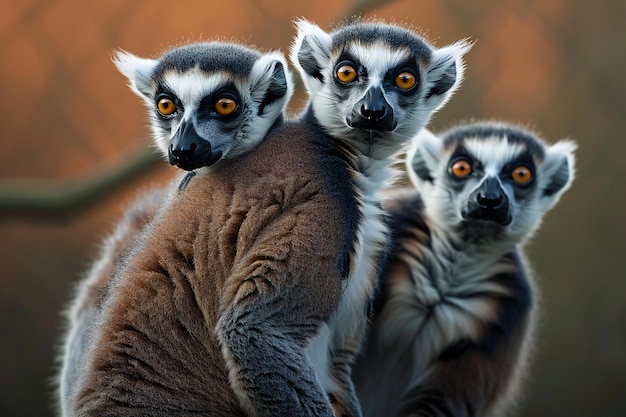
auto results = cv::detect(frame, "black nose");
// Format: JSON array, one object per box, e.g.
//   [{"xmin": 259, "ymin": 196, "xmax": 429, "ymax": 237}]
[
  {"xmin": 464, "ymin": 177, "xmax": 511, "ymax": 225},
  {"xmin": 168, "ymin": 120, "xmax": 220, "ymax": 171},
  {"xmin": 360, "ymin": 95, "xmax": 388, "ymax": 121},
  {"xmin": 347, "ymin": 86, "xmax": 395, "ymax": 131},
  {"xmin": 476, "ymin": 190, "xmax": 504, "ymax": 209},
  {"xmin": 170, "ymin": 141, "xmax": 197, "ymax": 163},
  {"xmin": 360, "ymin": 87, "xmax": 389, "ymax": 121}
]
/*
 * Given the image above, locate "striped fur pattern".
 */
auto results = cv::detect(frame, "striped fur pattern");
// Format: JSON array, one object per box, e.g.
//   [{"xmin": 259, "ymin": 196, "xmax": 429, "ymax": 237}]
[
  {"xmin": 353, "ymin": 123, "xmax": 576, "ymax": 417},
  {"xmin": 291, "ymin": 20, "xmax": 470, "ymax": 417}
]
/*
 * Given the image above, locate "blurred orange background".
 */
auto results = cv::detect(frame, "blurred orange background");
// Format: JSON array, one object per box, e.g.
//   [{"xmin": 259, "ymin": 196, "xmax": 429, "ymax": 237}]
[{"xmin": 1, "ymin": 1, "xmax": 624, "ymax": 416}]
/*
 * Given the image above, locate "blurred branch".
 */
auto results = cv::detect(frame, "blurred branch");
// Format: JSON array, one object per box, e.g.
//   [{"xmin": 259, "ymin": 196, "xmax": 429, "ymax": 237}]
[{"xmin": 0, "ymin": 148, "xmax": 160, "ymax": 221}]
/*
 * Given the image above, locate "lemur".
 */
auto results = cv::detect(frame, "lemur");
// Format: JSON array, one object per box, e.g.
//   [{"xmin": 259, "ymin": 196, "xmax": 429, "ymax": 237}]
[
  {"xmin": 286, "ymin": 20, "xmax": 470, "ymax": 416},
  {"xmin": 352, "ymin": 122, "xmax": 576, "ymax": 417},
  {"xmin": 62, "ymin": 20, "xmax": 469, "ymax": 417},
  {"xmin": 60, "ymin": 41, "xmax": 293, "ymax": 417}
]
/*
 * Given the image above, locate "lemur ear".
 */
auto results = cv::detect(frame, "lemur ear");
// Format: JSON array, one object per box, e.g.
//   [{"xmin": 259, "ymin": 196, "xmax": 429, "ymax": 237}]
[
  {"xmin": 541, "ymin": 140, "xmax": 576, "ymax": 202},
  {"xmin": 112, "ymin": 50, "xmax": 157, "ymax": 101},
  {"xmin": 422, "ymin": 40, "xmax": 472, "ymax": 112},
  {"xmin": 249, "ymin": 52, "xmax": 294, "ymax": 118},
  {"xmin": 406, "ymin": 128, "xmax": 443, "ymax": 187},
  {"xmin": 291, "ymin": 19, "xmax": 333, "ymax": 94}
]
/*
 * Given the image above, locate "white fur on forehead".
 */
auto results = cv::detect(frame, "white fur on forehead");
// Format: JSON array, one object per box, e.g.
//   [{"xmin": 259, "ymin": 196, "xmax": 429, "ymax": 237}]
[
  {"xmin": 166, "ymin": 69, "xmax": 232, "ymax": 109},
  {"xmin": 344, "ymin": 42, "xmax": 414, "ymax": 80},
  {"xmin": 463, "ymin": 136, "xmax": 530, "ymax": 172},
  {"xmin": 112, "ymin": 50, "xmax": 157, "ymax": 99}
]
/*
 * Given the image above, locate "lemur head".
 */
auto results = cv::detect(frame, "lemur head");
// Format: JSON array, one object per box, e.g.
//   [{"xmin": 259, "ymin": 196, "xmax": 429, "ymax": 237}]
[
  {"xmin": 291, "ymin": 19, "xmax": 471, "ymax": 157},
  {"xmin": 113, "ymin": 42, "xmax": 293, "ymax": 171},
  {"xmin": 408, "ymin": 122, "xmax": 576, "ymax": 242}
]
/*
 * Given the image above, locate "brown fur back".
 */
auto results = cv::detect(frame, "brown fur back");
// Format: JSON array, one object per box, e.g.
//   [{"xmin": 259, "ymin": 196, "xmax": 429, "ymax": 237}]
[{"xmin": 70, "ymin": 121, "xmax": 350, "ymax": 416}]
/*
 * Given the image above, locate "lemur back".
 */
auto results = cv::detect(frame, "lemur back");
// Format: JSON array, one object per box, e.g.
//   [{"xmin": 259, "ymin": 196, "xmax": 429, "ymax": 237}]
[
  {"xmin": 72, "ymin": 119, "xmax": 357, "ymax": 416},
  {"xmin": 353, "ymin": 123, "xmax": 576, "ymax": 417}
]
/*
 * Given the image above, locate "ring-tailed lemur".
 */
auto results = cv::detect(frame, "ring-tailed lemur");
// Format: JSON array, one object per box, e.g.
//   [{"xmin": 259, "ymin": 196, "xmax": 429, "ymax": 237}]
[
  {"xmin": 352, "ymin": 122, "xmax": 576, "ymax": 417},
  {"xmin": 63, "ymin": 20, "xmax": 469, "ymax": 417},
  {"xmin": 289, "ymin": 19, "xmax": 470, "ymax": 416},
  {"xmin": 60, "ymin": 42, "xmax": 293, "ymax": 417}
]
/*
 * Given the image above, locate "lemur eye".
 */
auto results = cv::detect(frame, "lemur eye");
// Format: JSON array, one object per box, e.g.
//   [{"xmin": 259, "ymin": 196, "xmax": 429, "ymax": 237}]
[
  {"xmin": 511, "ymin": 165, "xmax": 533, "ymax": 184},
  {"xmin": 395, "ymin": 71, "xmax": 416, "ymax": 90},
  {"xmin": 336, "ymin": 65, "xmax": 357, "ymax": 83},
  {"xmin": 215, "ymin": 97, "xmax": 238, "ymax": 116},
  {"xmin": 157, "ymin": 98, "xmax": 176, "ymax": 116},
  {"xmin": 450, "ymin": 159, "xmax": 472, "ymax": 178}
]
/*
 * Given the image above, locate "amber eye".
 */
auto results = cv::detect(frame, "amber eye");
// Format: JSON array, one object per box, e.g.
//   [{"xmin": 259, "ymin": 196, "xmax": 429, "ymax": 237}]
[
  {"xmin": 336, "ymin": 65, "xmax": 357, "ymax": 83},
  {"xmin": 450, "ymin": 159, "xmax": 472, "ymax": 178},
  {"xmin": 395, "ymin": 71, "xmax": 416, "ymax": 90},
  {"xmin": 215, "ymin": 97, "xmax": 238, "ymax": 116},
  {"xmin": 511, "ymin": 165, "xmax": 533, "ymax": 184},
  {"xmin": 157, "ymin": 98, "xmax": 176, "ymax": 116}
]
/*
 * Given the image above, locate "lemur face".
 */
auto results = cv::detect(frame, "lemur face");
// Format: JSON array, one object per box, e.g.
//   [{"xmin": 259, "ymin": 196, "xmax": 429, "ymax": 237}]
[
  {"xmin": 408, "ymin": 124, "xmax": 576, "ymax": 242},
  {"xmin": 114, "ymin": 43, "xmax": 293, "ymax": 171},
  {"xmin": 291, "ymin": 20, "xmax": 471, "ymax": 155}
]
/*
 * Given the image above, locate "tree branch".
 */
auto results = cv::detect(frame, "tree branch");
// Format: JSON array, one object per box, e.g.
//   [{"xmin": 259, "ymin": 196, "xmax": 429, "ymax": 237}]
[{"xmin": 0, "ymin": 148, "xmax": 161, "ymax": 221}]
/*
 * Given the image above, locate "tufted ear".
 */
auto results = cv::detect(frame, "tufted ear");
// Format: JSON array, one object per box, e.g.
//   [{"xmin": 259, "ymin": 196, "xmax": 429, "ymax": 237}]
[
  {"xmin": 112, "ymin": 50, "xmax": 157, "ymax": 102},
  {"xmin": 422, "ymin": 40, "xmax": 472, "ymax": 114},
  {"xmin": 249, "ymin": 52, "xmax": 294, "ymax": 119},
  {"xmin": 539, "ymin": 140, "xmax": 576, "ymax": 208},
  {"xmin": 406, "ymin": 128, "xmax": 443, "ymax": 188},
  {"xmin": 290, "ymin": 19, "xmax": 333, "ymax": 95}
]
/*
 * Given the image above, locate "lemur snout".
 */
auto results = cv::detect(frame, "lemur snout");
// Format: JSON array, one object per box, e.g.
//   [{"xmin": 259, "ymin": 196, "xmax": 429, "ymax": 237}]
[
  {"xmin": 169, "ymin": 120, "xmax": 221, "ymax": 171},
  {"xmin": 348, "ymin": 87, "xmax": 395, "ymax": 131},
  {"xmin": 466, "ymin": 177, "xmax": 511, "ymax": 225}
]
